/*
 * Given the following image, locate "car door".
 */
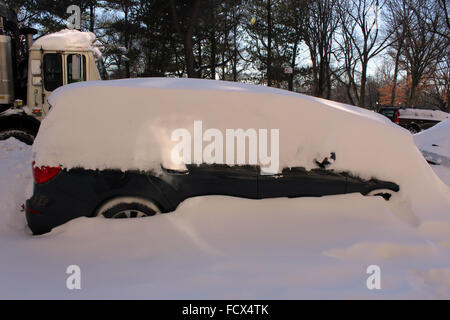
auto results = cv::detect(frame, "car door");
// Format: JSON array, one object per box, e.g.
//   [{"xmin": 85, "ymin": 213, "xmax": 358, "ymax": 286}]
[
  {"xmin": 258, "ymin": 167, "xmax": 347, "ymax": 198},
  {"xmin": 162, "ymin": 163, "xmax": 259, "ymax": 200}
]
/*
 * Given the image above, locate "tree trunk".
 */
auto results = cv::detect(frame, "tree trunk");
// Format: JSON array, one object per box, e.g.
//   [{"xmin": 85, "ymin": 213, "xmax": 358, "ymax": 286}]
[
  {"xmin": 89, "ymin": 4, "xmax": 95, "ymax": 32},
  {"xmin": 197, "ymin": 37, "xmax": 202, "ymax": 78},
  {"xmin": 232, "ymin": 12, "xmax": 238, "ymax": 81},
  {"xmin": 446, "ymin": 84, "xmax": 450, "ymax": 113},
  {"xmin": 310, "ymin": 53, "xmax": 319, "ymax": 96},
  {"xmin": 184, "ymin": 35, "xmax": 197, "ymax": 78},
  {"xmin": 359, "ymin": 63, "xmax": 367, "ymax": 108},
  {"xmin": 267, "ymin": 0, "xmax": 272, "ymax": 87},
  {"xmin": 210, "ymin": 25, "xmax": 216, "ymax": 79},
  {"xmin": 124, "ymin": 8, "xmax": 130, "ymax": 78},
  {"xmin": 326, "ymin": 63, "xmax": 331, "ymax": 99},
  {"xmin": 390, "ymin": 45, "xmax": 401, "ymax": 106},
  {"xmin": 358, "ymin": 50, "xmax": 368, "ymax": 108},
  {"xmin": 170, "ymin": 0, "xmax": 201, "ymax": 78},
  {"xmin": 408, "ymin": 78, "xmax": 420, "ymax": 107},
  {"xmin": 288, "ymin": 36, "xmax": 299, "ymax": 91}
]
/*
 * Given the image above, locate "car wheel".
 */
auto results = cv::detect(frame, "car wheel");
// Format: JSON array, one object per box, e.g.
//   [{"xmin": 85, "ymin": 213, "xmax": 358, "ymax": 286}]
[
  {"xmin": 96, "ymin": 197, "xmax": 161, "ymax": 219},
  {"xmin": 366, "ymin": 189, "xmax": 393, "ymax": 201}
]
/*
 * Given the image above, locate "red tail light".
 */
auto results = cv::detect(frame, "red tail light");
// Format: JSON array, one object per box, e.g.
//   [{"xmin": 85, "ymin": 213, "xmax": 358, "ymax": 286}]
[
  {"xmin": 25, "ymin": 206, "xmax": 41, "ymax": 215},
  {"xmin": 32, "ymin": 162, "xmax": 61, "ymax": 184},
  {"xmin": 394, "ymin": 109, "xmax": 399, "ymax": 124}
]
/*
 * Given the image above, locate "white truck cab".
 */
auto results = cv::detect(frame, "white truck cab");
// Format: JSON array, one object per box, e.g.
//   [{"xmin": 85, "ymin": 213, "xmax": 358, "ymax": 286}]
[
  {"xmin": 0, "ymin": 25, "xmax": 104, "ymax": 144},
  {"xmin": 26, "ymin": 30, "xmax": 103, "ymax": 119}
]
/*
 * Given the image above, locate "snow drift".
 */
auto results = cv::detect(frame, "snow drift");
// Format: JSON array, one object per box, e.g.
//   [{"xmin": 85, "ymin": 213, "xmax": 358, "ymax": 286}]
[{"xmin": 32, "ymin": 78, "xmax": 450, "ymax": 222}]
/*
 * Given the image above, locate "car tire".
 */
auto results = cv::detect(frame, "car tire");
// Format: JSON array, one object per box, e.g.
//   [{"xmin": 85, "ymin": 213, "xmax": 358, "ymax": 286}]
[
  {"xmin": 96, "ymin": 197, "xmax": 161, "ymax": 219},
  {"xmin": 0, "ymin": 129, "xmax": 35, "ymax": 145}
]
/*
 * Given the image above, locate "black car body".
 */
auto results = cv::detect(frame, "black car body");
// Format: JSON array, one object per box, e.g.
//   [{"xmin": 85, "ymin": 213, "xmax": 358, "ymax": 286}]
[{"xmin": 26, "ymin": 163, "xmax": 399, "ymax": 235}]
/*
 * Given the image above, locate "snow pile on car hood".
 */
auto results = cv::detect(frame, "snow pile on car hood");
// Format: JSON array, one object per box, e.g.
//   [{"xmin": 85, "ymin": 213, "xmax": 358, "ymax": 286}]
[
  {"xmin": 33, "ymin": 78, "xmax": 450, "ymax": 221},
  {"xmin": 31, "ymin": 29, "xmax": 102, "ymax": 57},
  {"xmin": 414, "ymin": 118, "xmax": 450, "ymax": 167},
  {"xmin": 399, "ymin": 108, "xmax": 449, "ymax": 121}
]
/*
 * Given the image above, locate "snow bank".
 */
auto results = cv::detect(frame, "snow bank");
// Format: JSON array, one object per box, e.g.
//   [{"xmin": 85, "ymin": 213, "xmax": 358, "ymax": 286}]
[
  {"xmin": 31, "ymin": 29, "xmax": 102, "ymax": 57},
  {"xmin": 33, "ymin": 78, "xmax": 450, "ymax": 222},
  {"xmin": 399, "ymin": 108, "xmax": 449, "ymax": 121},
  {"xmin": 0, "ymin": 138, "xmax": 32, "ymax": 231}
]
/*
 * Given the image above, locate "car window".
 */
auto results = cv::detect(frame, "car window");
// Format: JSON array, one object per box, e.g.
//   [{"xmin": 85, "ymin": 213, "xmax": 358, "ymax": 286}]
[{"xmin": 381, "ymin": 109, "xmax": 394, "ymax": 118}]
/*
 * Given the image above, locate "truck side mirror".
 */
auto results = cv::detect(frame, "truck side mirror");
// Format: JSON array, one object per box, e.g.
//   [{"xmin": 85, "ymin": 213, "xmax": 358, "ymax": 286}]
[{"xmin": 71, "ymin": 54, "xmax": 81, "ymax": 80}]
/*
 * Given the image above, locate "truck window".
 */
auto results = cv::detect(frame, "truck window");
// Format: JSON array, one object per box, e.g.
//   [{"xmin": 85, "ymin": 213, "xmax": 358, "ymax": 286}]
[
  {"xmin": 67, "ymin": 54, "xmax": 86, "ymax": 83},
  {"xmin": 43, "ymin": 53, "xmax": 63, "ymax": 91}
]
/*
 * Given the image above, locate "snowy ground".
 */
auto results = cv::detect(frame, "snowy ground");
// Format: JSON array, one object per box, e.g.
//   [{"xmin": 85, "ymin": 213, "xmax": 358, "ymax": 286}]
[{"xmin": 1, "ymin": 137, "xmax": 450, "ymax": 299}]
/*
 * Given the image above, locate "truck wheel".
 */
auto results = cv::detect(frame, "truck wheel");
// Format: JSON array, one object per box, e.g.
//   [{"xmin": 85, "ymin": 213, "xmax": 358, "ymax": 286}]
[
  {"xmin": 0, "ymin": 129, "xmax": 35, "ymax": 145},
  {"xmin": 96, "ymin": 197, "xmax": 161, "ymax": 219}
]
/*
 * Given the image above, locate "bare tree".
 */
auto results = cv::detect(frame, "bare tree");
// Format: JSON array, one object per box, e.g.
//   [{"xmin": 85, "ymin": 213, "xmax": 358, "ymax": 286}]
[
  {"xmin": 170, "ymin": 0, "xmax": 202, "ymax": 78},
  {"xmin": 429, "ymin": 55, "xmax": 449, "ymax": 111},
  {"xmin": 229, "ymin": 4, "xmax": 245, "ymax": 81},
  {"xmin": 278, "ymin": 0, "xmax": 308, "ymax": 91},
  {"xmin": 333, "ymin": 3, "xmax": 359, "ymax": 105},
  {"xmin": 401, "ymin": 0, "xmax": 447, "ymax": 106},
  {"xmin": 384, "ymin": 0, "xmax": 408, "ymax": 106},
  {"xmin": 245, "ymin": 0, "xmax": 277, "ymax": 86},
  {"xmin": 422, "ymin": 0, "xmax": 450, "ymax": 41},
  {"xmin": 303, "ymin": 0, "xmax": 338, "ymax": 98},
  {"xmin": 336, "ymin": 0, "xmax": 394, "ymax": 108}
]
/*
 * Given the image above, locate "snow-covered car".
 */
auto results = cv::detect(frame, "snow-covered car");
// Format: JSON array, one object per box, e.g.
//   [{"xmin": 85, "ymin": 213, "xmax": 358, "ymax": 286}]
[
  {"xmin": 414, "ymin": 118, "xmax": 450, "ymax": 168},
  {"xmin": 25, "ymin": 78, "xmax": 444, "ymax": 235}
]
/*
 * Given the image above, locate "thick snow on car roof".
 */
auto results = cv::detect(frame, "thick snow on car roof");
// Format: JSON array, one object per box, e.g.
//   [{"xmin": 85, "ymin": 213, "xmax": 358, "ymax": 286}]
[
  {"xmin": 49, "ymin": 77, "xmax": 395, "ymax": 130},
  {"xmin": 33, "ymin": 78, "xmax": 450, "ymax": 221},
  {"xmin": 37, "ymin": 77, "xmax": 394, "ymax": 171},
  {"xmin": 49, "ymin": 77, "xmax": 391, "ymax": 121}
]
